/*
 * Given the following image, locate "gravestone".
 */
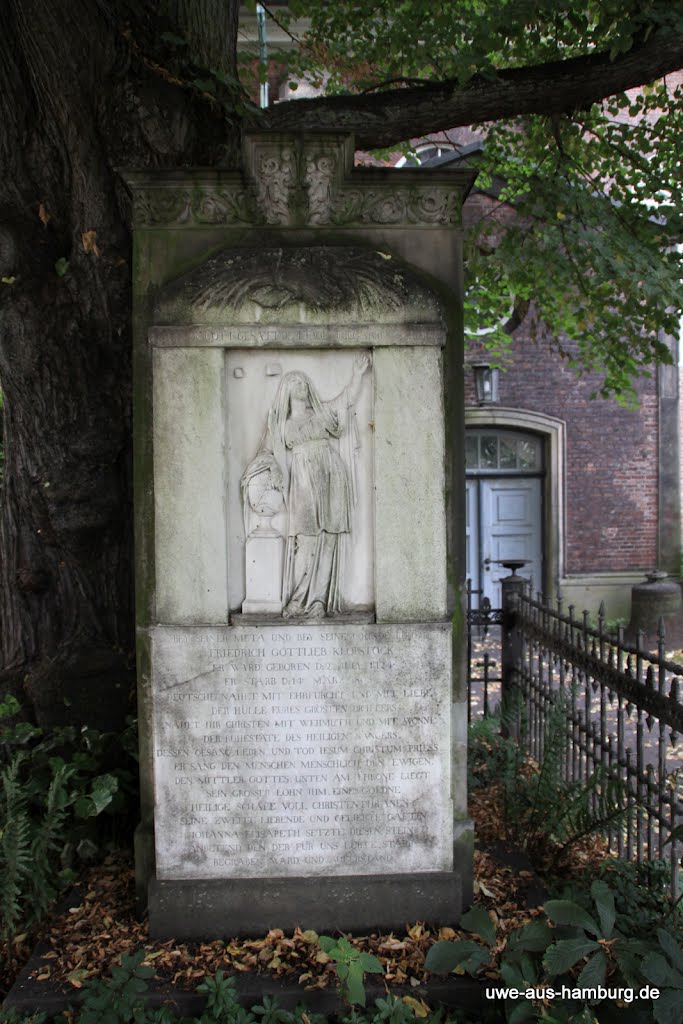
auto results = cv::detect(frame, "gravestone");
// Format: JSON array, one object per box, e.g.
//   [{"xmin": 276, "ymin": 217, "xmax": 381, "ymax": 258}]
[{"xmin": 126, "ymin": 134, "xmax": 475, "ymax": 938}]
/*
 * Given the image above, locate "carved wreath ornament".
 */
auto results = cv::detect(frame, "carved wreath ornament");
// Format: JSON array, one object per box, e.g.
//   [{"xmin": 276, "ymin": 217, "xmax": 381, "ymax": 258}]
[{"xmin": 153, "ymin": 246, "xmax": 439, "ymax": 322}]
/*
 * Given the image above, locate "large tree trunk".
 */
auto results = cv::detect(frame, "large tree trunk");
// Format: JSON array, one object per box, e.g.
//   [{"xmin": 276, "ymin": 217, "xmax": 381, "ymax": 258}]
[
  {"xmin": 0, "ymin": 1, "xmax": 680, "ymax": 729},
  {"xmin": 0, "ymin": 0, "xmax": 238, "ymax": 728}
]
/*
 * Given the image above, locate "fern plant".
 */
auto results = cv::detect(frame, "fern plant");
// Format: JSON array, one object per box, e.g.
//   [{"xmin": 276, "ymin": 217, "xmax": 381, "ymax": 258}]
[
  {"xmin": 0, "ymin": 753, "xmax": 32, "ymax": 937},
  {"xmin": 0, "ymin": 751, "xmax": 78, "ymax": 938},
  {"xmin": 489, "ymin": 688, "xmax": 632, "ymax": 868},
  {"xmin": 0, "ymin": 694, "xmax": 138, "ymax": 940}
]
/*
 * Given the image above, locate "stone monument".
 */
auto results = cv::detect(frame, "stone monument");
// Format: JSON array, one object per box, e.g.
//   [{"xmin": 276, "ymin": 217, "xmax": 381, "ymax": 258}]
[{"xmin": 126, "ymin": 134, "xmax": 475, "ymax": 938}]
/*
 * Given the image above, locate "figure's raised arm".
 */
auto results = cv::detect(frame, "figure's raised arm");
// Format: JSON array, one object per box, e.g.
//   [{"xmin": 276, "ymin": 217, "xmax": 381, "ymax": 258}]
[{"xmin": 348, "ymin": 352, "xmax": 371, "ymax": 404}]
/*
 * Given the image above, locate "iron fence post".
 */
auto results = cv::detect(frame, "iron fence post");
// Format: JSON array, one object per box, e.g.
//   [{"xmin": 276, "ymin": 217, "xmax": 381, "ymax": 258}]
[{"xmin": 501, "ymin": 567, "xmax": 527, "ymax": 738}]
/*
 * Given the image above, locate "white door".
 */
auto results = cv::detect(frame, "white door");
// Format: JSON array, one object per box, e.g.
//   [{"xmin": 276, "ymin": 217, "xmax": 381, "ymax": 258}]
[
  {"xmin": 480, "ymin": 478, "xmax": 542, "ymax": 606},
  {"xmin": 465, "ymin": 480, "xmax": 479, "ymax": 597}
]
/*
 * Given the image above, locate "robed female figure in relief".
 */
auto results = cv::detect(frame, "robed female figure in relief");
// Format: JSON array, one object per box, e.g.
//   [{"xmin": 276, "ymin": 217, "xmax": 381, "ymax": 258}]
[{"xmin": 242, "ymin": 355, "xmax": 370, "ymax": 619}]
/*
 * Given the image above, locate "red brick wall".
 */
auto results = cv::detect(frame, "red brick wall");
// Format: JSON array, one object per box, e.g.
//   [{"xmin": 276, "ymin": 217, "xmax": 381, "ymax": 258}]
[{"xmin": 464, "ymin": 322, "xmax": 659, "ymax": 575}]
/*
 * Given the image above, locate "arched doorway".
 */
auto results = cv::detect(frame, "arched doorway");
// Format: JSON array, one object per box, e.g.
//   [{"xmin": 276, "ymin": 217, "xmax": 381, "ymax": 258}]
[
  {"xmin": 466, "ymin": 427, "xmax": 544, "ymax": 606},
  {"xmin": 465, "ymin": 408, "xmax": 565, "ymax": 607}
]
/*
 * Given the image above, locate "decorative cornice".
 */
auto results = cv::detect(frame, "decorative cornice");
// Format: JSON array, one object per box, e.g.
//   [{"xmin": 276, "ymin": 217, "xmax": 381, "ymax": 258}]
[{"xmin": 122, "ymin": 134, "xmax": 475, "ymax": 229}]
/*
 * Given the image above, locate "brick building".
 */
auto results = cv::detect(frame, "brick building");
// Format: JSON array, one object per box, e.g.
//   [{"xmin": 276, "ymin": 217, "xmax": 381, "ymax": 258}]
[{"xmin": 456, "ymin": 172, "xmax": 680, "ymax": 618}]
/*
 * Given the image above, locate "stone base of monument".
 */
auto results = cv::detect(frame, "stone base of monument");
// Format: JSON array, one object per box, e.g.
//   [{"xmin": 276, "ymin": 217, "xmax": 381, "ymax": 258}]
[{"xmin": 147, "ymin": 870, "xmax": 464, "ymax": 939}]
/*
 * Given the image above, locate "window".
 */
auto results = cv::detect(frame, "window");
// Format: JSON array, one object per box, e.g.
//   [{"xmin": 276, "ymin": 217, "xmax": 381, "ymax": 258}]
[{"xmin": 465, "ymin": 429, "xmax": 543, "ymax": 473}]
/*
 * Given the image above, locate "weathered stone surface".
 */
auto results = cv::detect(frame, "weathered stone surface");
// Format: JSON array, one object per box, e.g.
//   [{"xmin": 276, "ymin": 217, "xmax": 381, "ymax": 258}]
[
  {"xmin": 374, "ymin": 347, "xmax": 448, "ymax": 621},
  {"xmin": 153, "ymin": 348, "xmax": 228, "ymax": 623},
  {"xmin": 151, "ymin": 623, "xmax": 452, "ymax": 880},
  {"xmin": 124, "ymin": 134, "xmax": 473, "ymax": 230},
  {"xmin": 148, "ymin": 871, "xmax": 462, "ymax": 939},
  {"xmin": 149, "ymin": 323, "xmax": 445, "ymax": 348}
]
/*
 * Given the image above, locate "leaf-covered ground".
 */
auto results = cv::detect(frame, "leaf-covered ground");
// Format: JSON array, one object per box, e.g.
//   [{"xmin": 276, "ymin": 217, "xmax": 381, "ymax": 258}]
[{"xmin": 0, "ymin": 787, "xmax": 611, "ymax": 1006}]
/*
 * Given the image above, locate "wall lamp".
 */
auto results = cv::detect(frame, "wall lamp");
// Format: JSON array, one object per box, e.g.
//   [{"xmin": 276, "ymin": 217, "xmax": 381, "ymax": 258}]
[{"xmin": 473, "ymin": 363, "xmax": 499, "ymax": 404}]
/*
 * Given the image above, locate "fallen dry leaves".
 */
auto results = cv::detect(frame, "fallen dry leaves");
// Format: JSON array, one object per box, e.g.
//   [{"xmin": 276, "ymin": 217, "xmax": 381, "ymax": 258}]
[{"xmin": 0, "ymin": 785, "xmax": 614, "ymax": 1002}]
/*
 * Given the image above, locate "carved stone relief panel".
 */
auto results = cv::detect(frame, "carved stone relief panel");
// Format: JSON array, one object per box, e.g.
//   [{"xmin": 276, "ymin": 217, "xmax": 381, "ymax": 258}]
[
  {"xmin": 226, "ymin": 349, "xmax": 374, "ymax": 617},
  {"xmin": 153, "ymin": 246, "xmax": 444, "ymax": 327},
  {"xmin": 127, "ymin": 134, "xmax": 469, "ymax": 229},
  {"xmin": 252, "ymin": 146, "xmax": 297, "ymax": 226}
]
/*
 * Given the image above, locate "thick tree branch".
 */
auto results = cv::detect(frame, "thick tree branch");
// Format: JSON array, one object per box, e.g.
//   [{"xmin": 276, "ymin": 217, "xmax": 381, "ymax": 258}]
[{"xmin": 259, "ymin": 28, "xmax": 683, "ymax": 148}]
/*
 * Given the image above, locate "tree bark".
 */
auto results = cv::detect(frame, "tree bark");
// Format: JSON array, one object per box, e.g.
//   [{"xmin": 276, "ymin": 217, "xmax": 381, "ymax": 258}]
[
  {"xmin": 161, "ymin": 0, "xmax": 239, "ymax": 76},
  {"xmin": 261, "ymin": 28, "xmax": 683, "ymax": 149},
  {"xmin": 0, "ymin": 0, "xmax": 237, "ymax": 727},
  {"xmin": 0, "ymin": 1, "xmax": 680, "ymax": 727}
]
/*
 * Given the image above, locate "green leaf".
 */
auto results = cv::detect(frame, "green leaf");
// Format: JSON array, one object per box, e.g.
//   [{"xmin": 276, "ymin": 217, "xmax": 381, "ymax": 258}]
[
  {"xmin": 657, "ymin": 928, "xmax": 683, "ymax": 976},
  {"xmin": 89, "ymin": 774, "xmax": 119, "ymax": 814},
  {"xmin": 425, "ymin": 940, "xmax": 481, "ymax": 973},
  {"xmin": 640, "ymin": 952, "xmax": 681, "ymax": 990},
  {"xmin": 508, "ymin": 1002, "xmax": 538, "ymax": 1024},
  {"xmin": 577, "ymin": 949, "xmax": 607, "ymax": 989},
  {"xmin": 345, "ymin": 966, "xmax": 366, "ymax": 1007},
  {"xmin": 460, "ymin": 905, "xmax": 497, "ymax": 946},
  {"xmin": 336, "ymin": 963, "xmax": 349, "ymax": 981},
  {"xmin": 193, "ymin": 78, "xmax": 216, "ymax": 95},
  {"xmin": 425, "ymin": 941, "xmax": 457, "ymax": 973},
  {"xmin": 358, "ymin": 952, "xmax": 383, "ymax": 974},
  {"xmin": 459, "ymin": 947, "xmax": 490, "ymax": 975},
  {"xmin": 74, "ymin": 795, "xmax": 95, "ymax": 818},
  {"xmin": 613, "ymin": 947, "xmax": 644, "ymax": 989},
  {"xmin": 508, "ymin": 920, "xmax": 553, "ymax": 953},
  {"xmin": 0, "ymin": 694, "xmax": 21, "ymax": 717},
  {"xmin": 654, "ymin": 989, "xmax": 683, "ymax": 1024},
  {"xmin": 590, "ymin": 880, "xmax": 616, "ymax": 939},
  {"xmin": 500, "ymin": 961, "xmax": 525, "ymax": 989},
  {"xmin": 543, "ymin": 938, "xmax": 600, "ymax": 975},
  {"xmin": 663, "ymin": 824, "xmax": 683, "ymax": 847},
  {"xmin": 543, "ymin": 899, "xmax": 601, "ymax": 936},
  {"xmin": 54, "ymin": 257, "xmax": 69, "ymax": 276},
  {"xmin": 318, "ymin": 936, "xmax": 337, "ymax": 954}
]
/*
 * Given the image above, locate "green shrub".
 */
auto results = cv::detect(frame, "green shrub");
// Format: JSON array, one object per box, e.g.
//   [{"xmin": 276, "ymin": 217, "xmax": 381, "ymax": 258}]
[
  {"xmin": 426, "ymin": 878, "xmax": 682, "ymax": 1023},
  {"xmin": 0, "ymin": 695, "xmax": 138, "ymax": 938},
  {"xmin": 579, "ymin": 859, "xmax": 682, "ymax": 945},
  {"xmin": 469, "ymin": 693, "xmax": 631, "ymax": 870},
  {"xmin": 467, "ymin": 714, "xmax": 514, "ymax": 793}
]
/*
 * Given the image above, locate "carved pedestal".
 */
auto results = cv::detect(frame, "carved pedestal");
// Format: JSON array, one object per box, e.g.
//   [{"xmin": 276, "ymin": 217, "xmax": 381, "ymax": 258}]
[{"xmin": 242, "ymin": 527, "xmax": 284, "ymax": 615}]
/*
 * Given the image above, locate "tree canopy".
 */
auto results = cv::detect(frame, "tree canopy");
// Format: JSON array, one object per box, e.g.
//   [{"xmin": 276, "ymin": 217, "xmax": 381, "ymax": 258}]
[
  {"xmin": 249, "ymin": 0, "xmax": 683, "ymax": 400},
  {"xmin": 0, "ymin": 0, "xmax": 682, "ymax": 719}
]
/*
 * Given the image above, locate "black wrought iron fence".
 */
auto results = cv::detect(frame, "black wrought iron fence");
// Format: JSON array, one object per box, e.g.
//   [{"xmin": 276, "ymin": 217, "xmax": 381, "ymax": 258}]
[
  {"xmin": 466, "ymin": 579, "xmax": 503, "ymax": 722},
  {"xmin": 510, "ymin": 588, "xmax": 683, "ymax": 895}
]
